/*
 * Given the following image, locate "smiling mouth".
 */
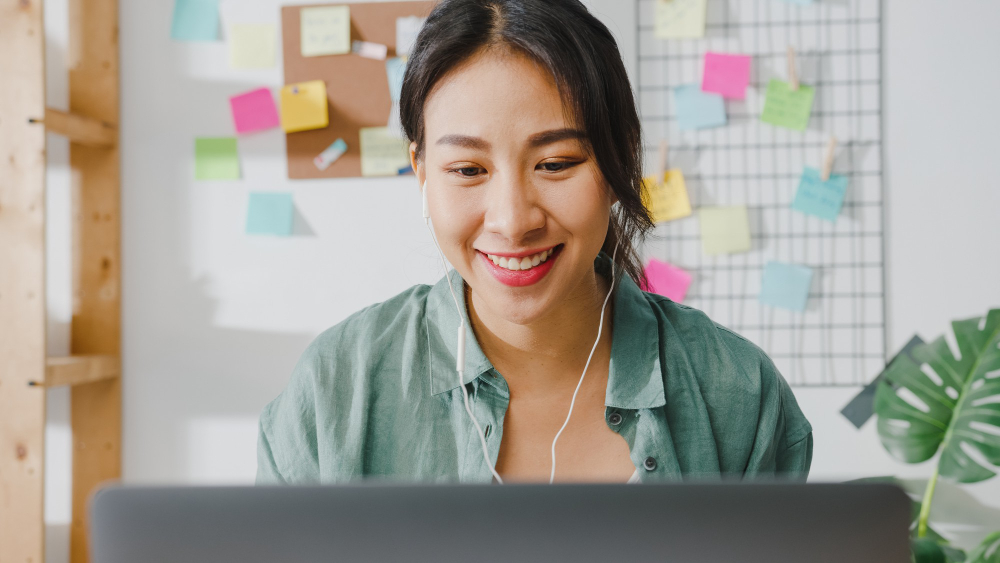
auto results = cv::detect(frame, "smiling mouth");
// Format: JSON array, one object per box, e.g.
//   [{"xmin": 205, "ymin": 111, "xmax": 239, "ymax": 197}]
[{"xmin": 483, "ymin": 244, "xmax": 563, "ymax": 272}]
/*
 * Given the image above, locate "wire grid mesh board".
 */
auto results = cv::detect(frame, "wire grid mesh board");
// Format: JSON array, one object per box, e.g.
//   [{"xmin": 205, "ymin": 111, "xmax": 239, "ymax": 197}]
[{"xmin": 636, "ymin": 0, "xmax": 884, "ymax": 387}]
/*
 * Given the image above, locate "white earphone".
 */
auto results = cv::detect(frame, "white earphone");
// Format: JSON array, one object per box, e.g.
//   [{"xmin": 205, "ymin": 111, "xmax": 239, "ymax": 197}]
[{"xmin": 421, "ymin": 180, "xmax": 618, "ymax": 485}]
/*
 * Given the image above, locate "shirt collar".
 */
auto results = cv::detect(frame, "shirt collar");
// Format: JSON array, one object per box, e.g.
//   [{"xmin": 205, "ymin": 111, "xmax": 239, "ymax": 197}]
[{"xmin": 425, "ymin": 252, "xmax": 666, "ymax": 411}]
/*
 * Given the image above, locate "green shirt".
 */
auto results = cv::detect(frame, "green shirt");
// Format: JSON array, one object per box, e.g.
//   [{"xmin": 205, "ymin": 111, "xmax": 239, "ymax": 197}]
[{"xmin": 256, "ymin": 254, "xmax": 813, "ymax": 484}]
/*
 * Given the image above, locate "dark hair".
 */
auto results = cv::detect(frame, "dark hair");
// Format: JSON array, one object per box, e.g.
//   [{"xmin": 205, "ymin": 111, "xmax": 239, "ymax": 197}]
[{"xmin": 400, "ymin": 0, "xmax": 652, "ymax": 287}]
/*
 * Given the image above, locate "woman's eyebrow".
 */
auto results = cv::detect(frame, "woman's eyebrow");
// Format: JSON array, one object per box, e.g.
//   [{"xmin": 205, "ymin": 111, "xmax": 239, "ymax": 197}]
[
  {"xmin": 527, "ymin": 128, "xmax": 586, "ymax": 148},
  {"xmin": 436, "ymin": 134, "xmax": 491, "ymax": 150}
]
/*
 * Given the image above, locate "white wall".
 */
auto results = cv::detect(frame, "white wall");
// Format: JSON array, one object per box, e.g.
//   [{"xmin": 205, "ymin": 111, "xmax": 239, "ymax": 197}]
[{"xmin": 41, "ymin": 0, "xmax": 1000, "ymax": 559}]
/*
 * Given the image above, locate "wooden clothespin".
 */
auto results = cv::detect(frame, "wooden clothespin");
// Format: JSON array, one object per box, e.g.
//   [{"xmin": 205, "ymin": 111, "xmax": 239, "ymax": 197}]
[
  {"xmin": 656, "ymin": 139, "xmax": 670, "ymax": 187},
  {"xmin": 821, "ymin": 136, "xmax": 838, "ymax": 181},
  {"xmin": 787, "ymin": 46, "xmax": 800, "ymax": 91}
]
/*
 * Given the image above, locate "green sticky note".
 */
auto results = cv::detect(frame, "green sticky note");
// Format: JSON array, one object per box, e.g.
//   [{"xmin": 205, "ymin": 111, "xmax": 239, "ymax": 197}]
[
  {"xmin": 761, "ymin": 79, "xmax": 815, "ymax": 131},
  {"xmin": 246, "ymin": 192, "xmax": 293, "ymax": 236},
  {"xmin": 171, "ymin": 0, "xmax": 220, "ymax": 41},
  {"xmin": 195, "ymin": 137, "xmax": 240, "ymax": 180}
]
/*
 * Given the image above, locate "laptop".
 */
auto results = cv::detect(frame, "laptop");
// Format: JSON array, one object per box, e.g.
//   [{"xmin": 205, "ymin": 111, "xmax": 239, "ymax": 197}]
[{"xmin": 89, "ymin": 481, "xmax": 912, "ymax": 563}]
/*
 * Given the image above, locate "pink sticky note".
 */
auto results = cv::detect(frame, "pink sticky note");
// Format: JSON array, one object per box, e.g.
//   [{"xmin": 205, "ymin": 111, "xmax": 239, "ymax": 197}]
[
  {"xmin": 641, "ymin": 258, "xmax": 693, "ymax": 303},
  {"xmin": 230, "ymin": 87, "xmax": 280, "ymax": 135},
  {"xmin": 702, "ymin": 52, "xmax": 752, "ymax": 100}
]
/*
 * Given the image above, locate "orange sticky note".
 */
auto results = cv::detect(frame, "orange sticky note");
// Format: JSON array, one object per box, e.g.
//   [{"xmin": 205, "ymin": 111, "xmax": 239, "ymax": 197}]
[
  {"xmin": 642, "ymin": 169, "xmax": 692, "ymax": 223},
  {"xmin": 280, "ymin": 80, "xmax": 329, "ymax": 133}
]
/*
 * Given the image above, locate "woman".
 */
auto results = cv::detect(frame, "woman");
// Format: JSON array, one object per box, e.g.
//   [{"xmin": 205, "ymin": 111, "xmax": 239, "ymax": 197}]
[{"xmin": 257, "ymin": 0, "xmax": 812, "ymax": 484}]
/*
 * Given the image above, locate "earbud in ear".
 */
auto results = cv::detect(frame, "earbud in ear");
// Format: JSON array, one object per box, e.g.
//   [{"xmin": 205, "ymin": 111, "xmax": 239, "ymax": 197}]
[{"xmin": 421, "ymin": 180, "xmax": 430, "ymax": 220}]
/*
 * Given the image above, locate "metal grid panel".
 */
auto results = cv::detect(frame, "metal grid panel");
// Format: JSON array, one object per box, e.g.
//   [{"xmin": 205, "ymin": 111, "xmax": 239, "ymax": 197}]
[{"xmin": 636, "ymin": 0, "xmax": 885, "ymax": 387}]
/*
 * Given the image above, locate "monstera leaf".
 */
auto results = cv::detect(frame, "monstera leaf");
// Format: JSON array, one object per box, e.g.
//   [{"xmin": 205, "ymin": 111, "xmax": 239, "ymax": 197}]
[
  {"xmin": 968, "ymin": 531, "xmax": 1000, "ymax": 563},
  {"xmin": 875, "ymin": 309, "xmax": 1000, "ymax": 483}
]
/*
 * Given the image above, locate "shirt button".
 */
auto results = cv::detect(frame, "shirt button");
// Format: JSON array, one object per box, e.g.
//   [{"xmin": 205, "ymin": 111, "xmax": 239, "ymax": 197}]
[
  {"xmin": 608, "ymin": 412, "xmax": 623, "ymax": 426},
  {"xmin": 643, "ymin": 456, "xmax": 657, "ymax": 471}
]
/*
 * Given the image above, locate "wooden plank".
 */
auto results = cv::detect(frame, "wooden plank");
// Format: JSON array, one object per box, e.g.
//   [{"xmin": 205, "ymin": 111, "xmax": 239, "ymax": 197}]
[
  {"xmin": 41, "ymin": 107, "xmax": 118, "ymax": 148},
  {"xmin": 0, "ymin": 0, "xmax": 47, "ymax": 561},
  {"xmin": 39, "ymin": 355, "xmax": 120, "ymax": 387},
  {"xmin": 68, "ymin": 0, "xmax": 121, "ymax": 560}
]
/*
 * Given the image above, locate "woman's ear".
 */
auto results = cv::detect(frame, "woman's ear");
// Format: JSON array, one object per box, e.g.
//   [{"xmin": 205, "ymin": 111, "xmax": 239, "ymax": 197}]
[{"xmin": 409, "ymin": 141, "xmax": 424, "ymax": 187}]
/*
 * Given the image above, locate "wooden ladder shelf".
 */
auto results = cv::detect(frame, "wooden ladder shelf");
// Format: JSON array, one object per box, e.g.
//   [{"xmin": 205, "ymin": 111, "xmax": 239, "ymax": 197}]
[{"xmin": 1, "ymin": 1, "xmax": 122, "ymax": 562}]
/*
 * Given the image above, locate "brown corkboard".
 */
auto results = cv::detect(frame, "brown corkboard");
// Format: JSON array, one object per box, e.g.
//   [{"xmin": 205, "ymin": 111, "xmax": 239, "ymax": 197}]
[{"xmin": 281, "ymin": 2, "xmax": 436, "ymax": 179}]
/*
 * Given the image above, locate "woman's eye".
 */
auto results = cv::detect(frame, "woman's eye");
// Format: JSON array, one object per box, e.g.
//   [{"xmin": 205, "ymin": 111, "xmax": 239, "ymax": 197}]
[
  {"xmin": 454, "ymin": 166, "xmax": 483, "ymax": 177},
  {"xmin": 538, "ymin": 161, "xmax": 580, "ymax": 173}
]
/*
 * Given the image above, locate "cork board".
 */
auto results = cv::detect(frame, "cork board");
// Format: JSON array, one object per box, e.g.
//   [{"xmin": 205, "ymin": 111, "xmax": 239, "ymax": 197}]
[{"xmin": 281, "ymin": 2, "xmax": 436, "ymax": 179}]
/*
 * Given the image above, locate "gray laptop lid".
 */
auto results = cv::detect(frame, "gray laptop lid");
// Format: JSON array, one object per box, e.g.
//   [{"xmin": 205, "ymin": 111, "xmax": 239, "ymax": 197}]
[{"xmin": 90, "ymin": 482, "xmax": 911, "ymax": 563}]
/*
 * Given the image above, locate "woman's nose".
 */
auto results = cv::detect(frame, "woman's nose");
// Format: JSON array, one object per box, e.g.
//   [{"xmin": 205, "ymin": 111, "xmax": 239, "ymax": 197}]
[{"xmin": 482, "ymin": 174, "xmax": 545, "ymax": 242}]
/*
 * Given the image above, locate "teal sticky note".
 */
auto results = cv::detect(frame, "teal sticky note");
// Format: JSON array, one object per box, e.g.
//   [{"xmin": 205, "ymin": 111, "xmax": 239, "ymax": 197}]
[
  {"xmin": 194, "ymin": 137, "xmax": 240, "ymax": 180},
  {"xmin": 386, "ymin": 57, "xmax": 407, "ymax": 103},
  {"xmin": 674, "ymin": 85, "xmax": 727, "ymax": 131},
  {"xmin": 760, "ymin": 262, "xmax": 814, "ymax": 312},
  {"xmin": 171, "ymin": 0, "xmax": 220, "ymax": 41},
  {"xmin": 792, "ymin": 167, "xmax": 849, "ymax": 222},
  {"xmin": 761, "ymin": 79, "xmax": 815, "ymax": 131},
  {"xmin": 246, "ymin": 193, "xmax": 294, "ymax": 236}
]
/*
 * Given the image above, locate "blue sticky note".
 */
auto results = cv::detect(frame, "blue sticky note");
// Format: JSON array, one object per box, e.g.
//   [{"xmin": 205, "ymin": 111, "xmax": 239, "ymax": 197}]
[
  {"xmin": 674, "ymin": 85, "xmax": 727, "ymax": 131},
  {"xmin": 246, "ymin": 193, "xmax": 293, "ymax": 236},
  {"xmin": 386, "ymin": 57, "xmax": 407, "ymax": 103},
  {"xmin": 792, "ymin": 167, "xmax": 849, "ymax": 222},
  {"xmin": 171, "ymin": 0, "xmax": 220, "ymax": 41},
  {"xmin": 760, "ymin": 262, "xmax": 814, "ymax": 312}
]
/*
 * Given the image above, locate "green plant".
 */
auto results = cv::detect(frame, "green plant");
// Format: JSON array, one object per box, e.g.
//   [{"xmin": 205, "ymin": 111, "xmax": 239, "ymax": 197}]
[{"xmin": 873, "ymin": 308, "xmax": 1000, "ymax": 562}]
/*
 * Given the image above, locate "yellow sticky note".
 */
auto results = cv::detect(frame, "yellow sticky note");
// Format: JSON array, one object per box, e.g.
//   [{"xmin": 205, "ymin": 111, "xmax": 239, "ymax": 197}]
[
  {"xmin": 360, "ymin": 127, "xmax": 410, "ymax": 177},
  {"xmin": 699, "ymin": 206, "xmax": 751, "ymax": 255},
  {"xmin": 655, "ymin": 0, "xmax": 707, "ymax": 39},
  {"xmin": 642, "ymin": 170, "xmax": 692, "ymax": 223},
  {"xmin": 229, "ymin": 23, "xmax": 276, "ymax": 69},
  {"xmin": 300, "ymin": 5, "xmax": 350, "ymax": 57},
  {"xmin": 280, "ymin": 80, "xmax": 329, "ymax": 133}
]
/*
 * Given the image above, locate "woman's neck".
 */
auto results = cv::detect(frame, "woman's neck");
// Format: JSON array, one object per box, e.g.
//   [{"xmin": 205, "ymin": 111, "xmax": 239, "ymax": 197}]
[{"xmin": 466, "ymin": 268, "xmax": 614, "ymax": 387}]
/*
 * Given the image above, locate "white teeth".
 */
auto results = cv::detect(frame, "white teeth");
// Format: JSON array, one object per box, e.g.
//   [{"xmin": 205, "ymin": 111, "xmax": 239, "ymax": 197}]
[{"xmin": 486, "ymin": 247, "xmax": 558, "ymax": 272}]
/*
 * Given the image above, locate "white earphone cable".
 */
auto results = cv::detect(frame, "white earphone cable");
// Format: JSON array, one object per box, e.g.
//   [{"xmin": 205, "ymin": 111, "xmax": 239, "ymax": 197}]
[
  {"xmin": 423, "ymin": 182, "xmax": 504, "ymax": 485},
  {"xmin": 548, "ymin": 242, "xmax": 618, "ymax": 484}
]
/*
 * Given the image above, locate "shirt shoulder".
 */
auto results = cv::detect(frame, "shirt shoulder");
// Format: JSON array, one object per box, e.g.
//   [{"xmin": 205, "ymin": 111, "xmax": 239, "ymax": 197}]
[{"xmin": 642, "ymin": 292, "xmax": 812, "ymax": 445}]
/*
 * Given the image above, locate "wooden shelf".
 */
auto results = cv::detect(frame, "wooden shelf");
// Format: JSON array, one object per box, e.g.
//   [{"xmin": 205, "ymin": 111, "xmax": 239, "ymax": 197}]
[
  {"xmin": 39, "ymin": 107, "xmax": 117, "ymax": 148},
  {"xmin": 36, "ymin": 355, "xmax": 120, "ymax": 388}
]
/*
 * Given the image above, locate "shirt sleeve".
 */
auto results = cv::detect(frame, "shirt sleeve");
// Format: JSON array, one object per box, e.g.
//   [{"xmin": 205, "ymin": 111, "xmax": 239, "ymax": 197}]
[
  {"xmin": 255, "ymin": 346, "xmax": 323, "ymax": 485},
  {"xmin": 743, "ymin": 352, "xmax": 814, "ymax": 479}
]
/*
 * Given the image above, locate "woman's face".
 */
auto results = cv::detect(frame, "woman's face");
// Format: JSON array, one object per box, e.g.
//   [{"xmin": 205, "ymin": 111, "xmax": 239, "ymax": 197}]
[{"xmin": 412, "ymin": 49, "xmax": 613, "ymax": 326}]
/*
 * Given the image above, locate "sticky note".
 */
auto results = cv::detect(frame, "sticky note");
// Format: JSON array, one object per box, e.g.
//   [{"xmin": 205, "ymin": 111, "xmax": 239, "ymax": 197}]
[
  {"xmin": 792, "ymin": 167, "xmax": 850, "ymax": 222},
  {"xmin": 760, "ymin": 262, "xmax": 814, "ymax": 312},
  {"xmin": 280, "ymin": 80, "xmax": 329, "ymax": 133},
  {"xmin": 230, "ymin": 88, "xmax": 280, "ymax": 135},
  {"xmin": 353, "ymin": 40, "xmax": 388, "ymax": 60},
  {"xmin": 699, "ymin": 206, "xmax": 751, "ymax": 255},
  {"xmin": 642, "ymin": 170, "xmax": 692, "ymax": 223},
  {"xmin": 360, "ymin": 127, "xmax": 411, "ymax": 177},
  {"xmin": 396, "ymin": 16, "xmax": 425, "ymax": 57},
  {"xmin": 654, "ymin": 0, "xmax": 707, "ymax": 39},
  {"xmin": 246, "ymin": 192, "xmax": 293, "ymax": 236},
  {"xmin": 194, "ymin": 137, "xmax": 240, "ymax": 180},
  {"xmin": 300, "ymin": 5, "xmax": 350, "ymax": 57},
  {"xmin": 641, "ymin": 259, "xmax": 693, "ymax": 303},
  {"xmin": 314, "ymin": 138, "xmax": 348, "ymax": 171},
  {"xmin": 386, "ymin": 57, "xmax": 407, "ymax": 103},
  {"xmin": 702, "ymin": 52, "xmax": 752, "ymax": 100},
  {"xmin": 674, "ymin": 85, "xmax": 726, "ymax": 131},
  {"xmin": 228, "ymin": 23, "xmax": 275, "ymax": 69},
  {"xmin": 171, "ymin": 0, "xmax": 220, "ymax": 41},
  {"xmin": 761, "ymin": 79, "xmax": 815, "ymax": 131}
]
